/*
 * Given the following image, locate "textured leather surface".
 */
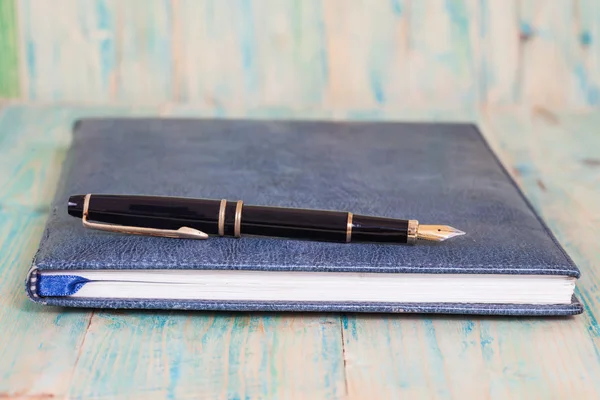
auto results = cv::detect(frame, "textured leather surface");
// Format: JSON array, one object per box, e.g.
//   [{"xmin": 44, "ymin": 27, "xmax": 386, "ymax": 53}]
[{"xmin": 26, "ymin": 118, "xmax": 582, "ymax": 315}]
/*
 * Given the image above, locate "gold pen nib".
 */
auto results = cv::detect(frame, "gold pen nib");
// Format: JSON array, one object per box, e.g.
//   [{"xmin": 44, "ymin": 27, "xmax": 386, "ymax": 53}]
[{"xmin": 417, "ymin": 225, "xmax": 465, "ymax": 242}]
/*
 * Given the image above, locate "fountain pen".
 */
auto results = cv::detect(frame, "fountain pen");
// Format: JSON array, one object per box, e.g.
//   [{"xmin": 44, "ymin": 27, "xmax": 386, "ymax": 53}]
[{"xmin": 67, "ymin": 194, "xmax": 465, "ymax": 245}]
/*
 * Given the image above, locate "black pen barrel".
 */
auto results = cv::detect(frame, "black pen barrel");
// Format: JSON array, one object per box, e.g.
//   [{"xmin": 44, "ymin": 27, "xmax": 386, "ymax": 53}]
[
  {"xmin": 68, "ymin": 194, "xmax": 411, "ymax": 244},
  {"xmin": 242, "ymin": 205, "xmax": 348, "ymax": 242},
  {"xmin": 68, "ymin": 194, "xmax": 223, "ymax": 235}
]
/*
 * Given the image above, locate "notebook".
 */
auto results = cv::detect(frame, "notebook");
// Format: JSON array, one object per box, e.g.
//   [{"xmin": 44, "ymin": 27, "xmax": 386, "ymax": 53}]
[{"xmin": 25, "ymin": 118, "xmax": 583, "ymax": 315}]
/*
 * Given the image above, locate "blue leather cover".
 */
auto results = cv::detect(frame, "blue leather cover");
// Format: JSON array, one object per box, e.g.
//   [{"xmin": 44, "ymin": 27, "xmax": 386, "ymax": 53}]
[{"xmin": 26, "ymin": 118, "xmax": 583, "ymax": 315}]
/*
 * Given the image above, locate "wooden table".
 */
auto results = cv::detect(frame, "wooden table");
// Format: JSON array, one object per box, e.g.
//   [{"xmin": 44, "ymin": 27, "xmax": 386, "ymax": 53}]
[{"xmin": 1, "ymin": 104, "xmax": 599, "ymax": 399}]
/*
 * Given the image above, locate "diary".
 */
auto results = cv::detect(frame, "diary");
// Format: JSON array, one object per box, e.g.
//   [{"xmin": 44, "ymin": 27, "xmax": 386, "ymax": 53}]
[{"xmin": 26, "ymin": 118, "xmax": 582, "ymax": 315}]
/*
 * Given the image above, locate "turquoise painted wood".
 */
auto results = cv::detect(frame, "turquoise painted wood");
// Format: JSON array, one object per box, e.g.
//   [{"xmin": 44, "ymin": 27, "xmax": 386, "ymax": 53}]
[
  {"xmin": 1, "ymin": 103, "xmax": 600, "ymax": 398},
  {"xmin": 478, "ymin": 1, "xmax": 520, "ymax": 105},
  {"xmin": 519, "ymin": 1, "xmax": 579, "ymax": 107},
  {"xmin": 8, "ymin": 0, "xmax": 600, "ymax": 107},
  {"xmin": 577, "ymin": 0, "xmax": 600, "ymax": 106}
]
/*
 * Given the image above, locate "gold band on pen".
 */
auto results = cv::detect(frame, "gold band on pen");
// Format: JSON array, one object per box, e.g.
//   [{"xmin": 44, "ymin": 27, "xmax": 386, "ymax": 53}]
[
  {"xmin": 407, "ymin": 219, "xmax": 419, "ymax": 245},
  {"xmin": 234, "ymin": 200, "xmax": 243, "ymax": 238},
  {"xmin": 218, "ymin": 199, "xmax": 226, "ymax": 236},
  {"xmin": 346, "ymin": 212, "xmax": 353, "ymax": 243}
]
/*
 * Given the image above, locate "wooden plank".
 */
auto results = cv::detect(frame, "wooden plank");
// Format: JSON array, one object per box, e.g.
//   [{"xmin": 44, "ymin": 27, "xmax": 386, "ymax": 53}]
[
  {"xmin": 512, "ymin": 111, "xmax": 600, "ymax": 342},
  {"xmin": 243, "ymin": 0, "xmax": 329, "ymax": 106},
  {"xmin": 67, "ymin": 312, "xmax": 345, "ymax": 399},
  {"xmin": 11, "ymin": 0, "xmax": 600, "ymax": 108},
  {"xmin": 0, "ymin": 105, "xmax": 76, "ymax": 213},
  {"xmin": 322, "ymin": 0, "xmax": 482, "ymax": 109},
  {"xmin": 342, "ymin": 110, "xmax": 600, "ymax": 398},
  {"xmin": 115, "ymin": 0, "xmax": 174, "ymax": 103},
  {"xmin": 479, "ymin": 0, "xmax": 520, "ymax": 105},
  {"xmin": 526, "ymin": 109, "xmax": 600, "ymax": 222},
  {"xmin": 0, "ymin": 103, "xmax": 102, "ymax": 399},
  {"xmin": 0, "ymin": 211, "xmax": 91, "ymax": 399},
  {"xmin": 170, "ymin": 0, "xmax": 239, "ymax": 105},
  {"xmin": 343, "ymin": 315, "xmax": 600, "ymax": 399},
  {"xmin": 403, "ymin": 0, "xmax": 479, "ymax": 107},
  {"xmin": 575, "ymin": 0, "xmax": 600, "ymax": 106},
  {"xmin": 480, "ymin": 109, "xmax": 600, "ymax": 389},
  {"xmin": 322, "ymin": 0, "xmax": 409, "ymax": 108},
  {"xmin": 17, "ymin": 0, "xmax": 119, "ymax": 102},
  {"xmin": 0, "ymin": 0, "xmax": 20, "ymax": 98},
  {"xmin": 519, "ymin": 0, "xmax": 579, "ymax": 107},
  {"xmin": 482, "ymin": 108, "xmax": 600, "ymax": 230},
  {"xmin": 0, "ymin": 105, "xmax": 160, "ymax": 211},
  {"xmin": 175, "ymin": 0, "xmax": 329, "ymax": 107},
  {"xmin": 17, "ymin": 0, "xmax": 175, "ymax": 103},
  {"xmin": 3, "ymin": 105, "xmax": 600, "ymax": 397}
]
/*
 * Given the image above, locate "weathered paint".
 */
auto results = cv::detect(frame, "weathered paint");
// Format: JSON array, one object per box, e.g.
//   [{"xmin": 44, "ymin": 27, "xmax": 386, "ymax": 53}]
[
  {"xmin": 479, "ymin": 1, "xmax": 521, "ymax": 105},
  {"xmin": 1, "ymin": 104, "xmax": 600, "ymax": 398},
  {"xmin": 519, "ymin": 1, "xmax": 577, "ymax": 107},
  {"xmin": 0, "ymin": 0, "xmax": 19, "ymax": 98},
  {"xmin": 1, "ymin": 0, "xmax": 598, "ymax": 107},
  {"xmin": 576, "ymin": 0, "xmax": 600, "ymax": 105}
]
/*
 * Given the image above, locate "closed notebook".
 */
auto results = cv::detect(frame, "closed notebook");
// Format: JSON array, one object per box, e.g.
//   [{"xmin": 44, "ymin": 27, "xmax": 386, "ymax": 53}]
[{"xmin": 26, "ymin": 118, "xmax": 582, "ymax": 316}]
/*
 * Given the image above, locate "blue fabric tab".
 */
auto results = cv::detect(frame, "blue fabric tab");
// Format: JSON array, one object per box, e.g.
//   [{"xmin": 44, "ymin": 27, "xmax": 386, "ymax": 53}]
[{"xmin": 38, "ymin": 275, "xmax": 90, "ymax": 297}]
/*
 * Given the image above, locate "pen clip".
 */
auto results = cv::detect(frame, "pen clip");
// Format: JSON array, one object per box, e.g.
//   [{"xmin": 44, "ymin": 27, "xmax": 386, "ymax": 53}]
[{"xmin": 81, "ymin": 194, "xmax": 209, "ymax": 240}]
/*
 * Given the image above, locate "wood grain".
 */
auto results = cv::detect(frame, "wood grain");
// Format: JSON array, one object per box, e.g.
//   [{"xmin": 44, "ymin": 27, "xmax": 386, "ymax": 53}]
[
  {"xmin": 0, "ymin": 0, "xmax": 19, "ymax": 98},
  {"xmin": 1, "ymin": 105, "xmax": 600, "ymax": 398},
  {"xmin": 173, "ymin": 0, "xmax": 329, "ymax": 107},
  {"xmin": 0, "ymin": 104, "xmax": 159, "ymax": 211},
  {"xmin": 407, "ymin": 0, "xmax": 479, "ymax": 106},
  {"xmin": 7, "ymin": 0, "xmax": 599, "ymax": 107},
  {"xmin": 519, "ymin": 1, "xmax": 577, "ymax": 108},
  {"xmin": 17, "ymin": 0, "xmax": 119, "ymax": 102},
  {"xmin": 573, "ymin": 0, "xmax": 600, "ymax": 106},
  {"xmin": 482, "ymin": 108, "xmax": 600, "ymax": 393},
  {"xmin": 343, "ymin": 315, "xmax": 600, "ymax": 399},
  {"xmin": 116, "ymin": 0, "xmax": 174, "ymax": 103},
  {"xmin": 0, "ymin": 211, "xmax": 91, "ymax": 399},
  {"xmin": 479, "ymin": 0, "xmax": 520, "ymax": 105},
  {"xmin": 487, "ymin": 109, "xmax": 600, "ymax": 358},
  {"xmin": 68, "ymin": 312, "xmax": 345, "ymax": 399}
]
